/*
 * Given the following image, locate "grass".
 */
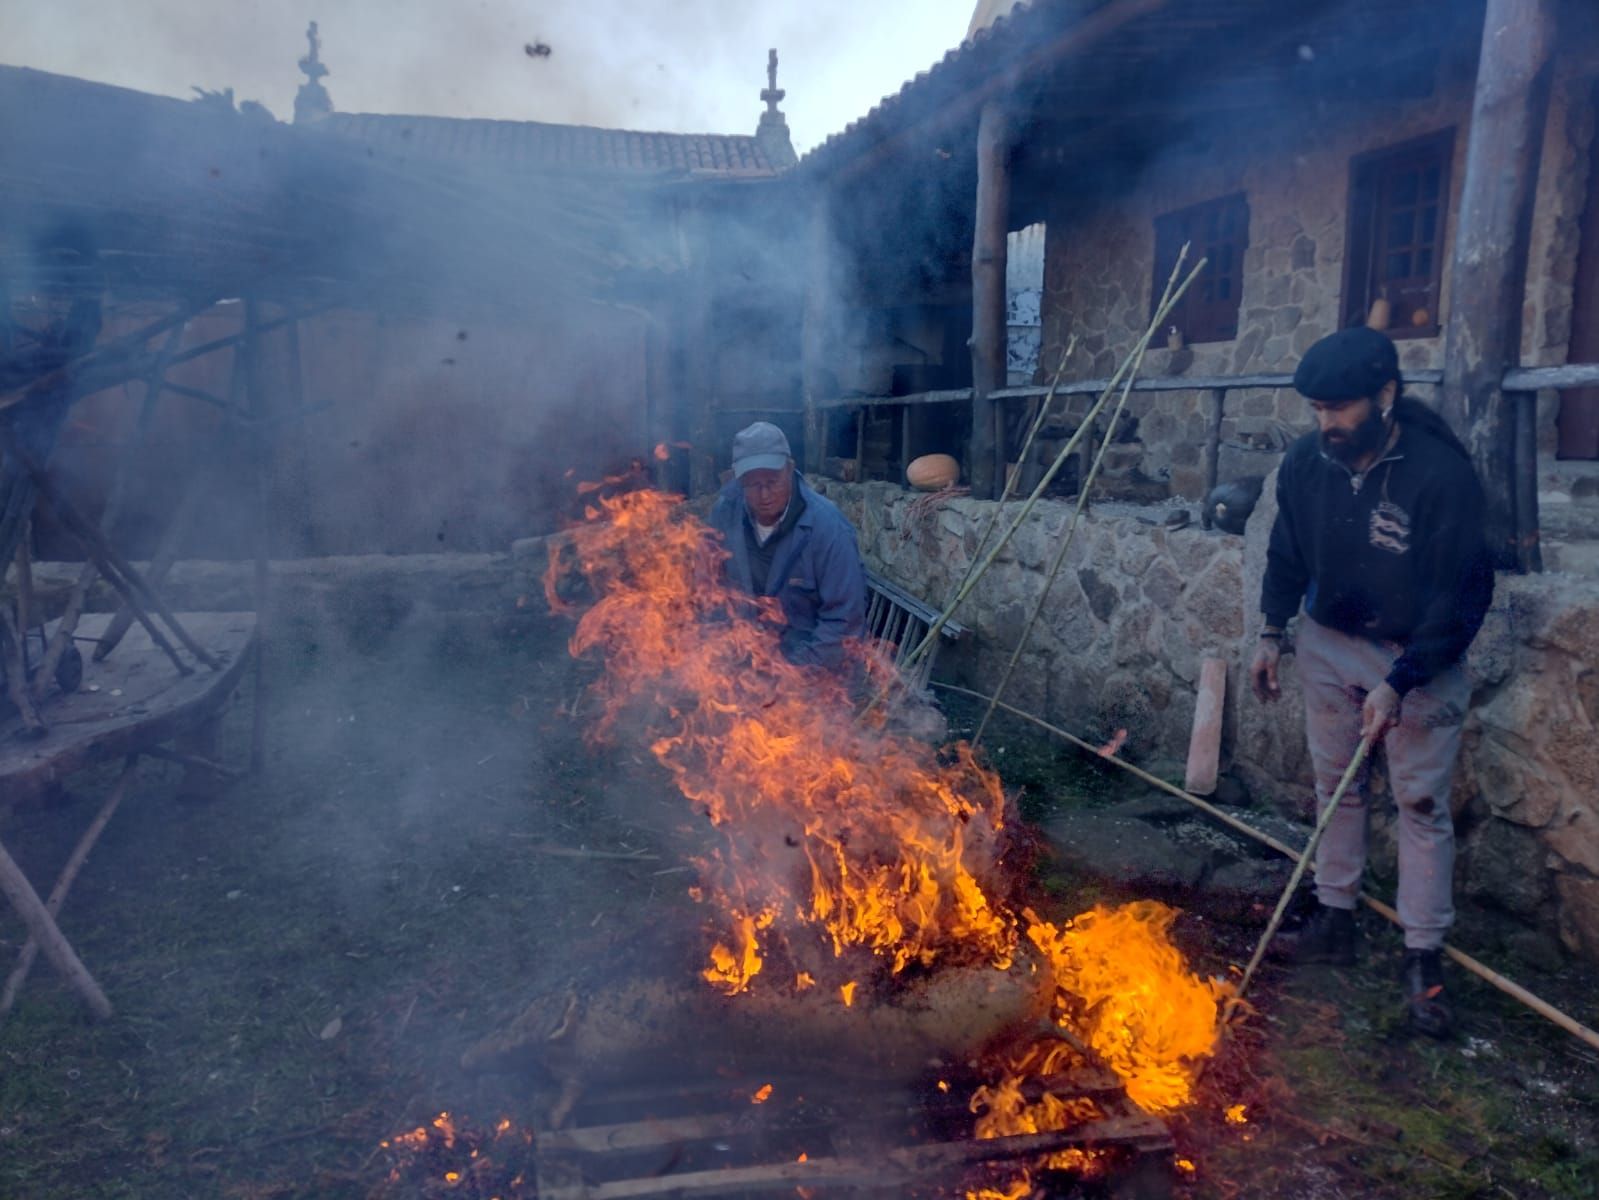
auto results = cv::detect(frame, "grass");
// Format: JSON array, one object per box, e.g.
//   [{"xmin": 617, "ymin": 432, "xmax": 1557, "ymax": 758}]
[{"xmin": 1, "ymin": 612, "xmax": 1595, "ymax": 1199}]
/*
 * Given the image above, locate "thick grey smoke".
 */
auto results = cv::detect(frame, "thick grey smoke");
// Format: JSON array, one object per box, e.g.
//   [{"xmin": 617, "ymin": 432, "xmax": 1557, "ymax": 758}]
[{"xmin": 4, "ymin": 0, "xmax": 974, "ymax": 153}]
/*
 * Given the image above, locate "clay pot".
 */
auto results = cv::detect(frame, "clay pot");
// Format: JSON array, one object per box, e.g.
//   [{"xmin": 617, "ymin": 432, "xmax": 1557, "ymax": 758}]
[{"xmin": 906, "ymin": 454, "xmax": 960, "ymax": 491}]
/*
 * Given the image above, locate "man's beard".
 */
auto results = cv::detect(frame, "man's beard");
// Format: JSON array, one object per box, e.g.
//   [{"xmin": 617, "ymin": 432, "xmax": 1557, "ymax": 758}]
[{"xmin": 1320, "ymin": 406, "xmax": 1388, "ymax": 465}]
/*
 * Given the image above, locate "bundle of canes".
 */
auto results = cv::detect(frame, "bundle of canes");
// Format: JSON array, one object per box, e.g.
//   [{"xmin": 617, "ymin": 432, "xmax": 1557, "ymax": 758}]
[{"xmin": 1223, "ymin": 732, "xmax": 1375, "ymax": 1023}]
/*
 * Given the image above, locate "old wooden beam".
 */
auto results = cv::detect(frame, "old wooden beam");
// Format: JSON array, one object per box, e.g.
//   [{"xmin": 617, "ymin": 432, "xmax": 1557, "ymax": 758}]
[
  {"xmin": 0, "ymin": 835, "xmax": 113, "ymax": 1020},
  {"xmin": 1203, "ymin": 387, "xmax": 1226, "ymax": 500},
  {"xmin": 555, "ymin": 1117, "xmax": 1172, "ymax": 1199},
  {"xmin": 1439, "ymin": 0, "xmax": 1556, "ymax": 571},
  {"xmin": 800, "ymin": 193, "xmax": 832, "ymax": 476},
  {"xmin": 970, "ymin": 101, "xmax": 1011, "ymax": 500},
  {"xmin": 0, "ymin": 757, "xmax": 137, "ymax": 1016}
]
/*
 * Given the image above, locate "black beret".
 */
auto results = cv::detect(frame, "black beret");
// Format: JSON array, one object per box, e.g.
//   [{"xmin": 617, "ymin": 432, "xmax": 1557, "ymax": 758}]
[{"xmin": 1293, "ymin": 326, "xmax": 1400, "ymax": 402}]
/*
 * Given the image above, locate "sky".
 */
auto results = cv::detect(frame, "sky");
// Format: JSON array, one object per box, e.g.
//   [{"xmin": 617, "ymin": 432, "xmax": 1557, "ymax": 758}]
[{"xmin": 3, "ymin": 0, "xmax": 982, "ymax": 154}]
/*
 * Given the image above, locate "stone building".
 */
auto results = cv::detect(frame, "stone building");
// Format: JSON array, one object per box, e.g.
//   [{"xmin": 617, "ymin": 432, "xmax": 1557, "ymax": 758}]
[{"xmin": 790, "ymin": 0, "xmax": 1599, "ymax": 964}]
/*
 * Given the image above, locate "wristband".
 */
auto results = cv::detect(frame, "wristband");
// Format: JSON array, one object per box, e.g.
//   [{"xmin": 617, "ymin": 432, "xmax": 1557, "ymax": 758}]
[{"xmin": 1259, "ymin": 630, "xmax": 1283, "ymax": 641}]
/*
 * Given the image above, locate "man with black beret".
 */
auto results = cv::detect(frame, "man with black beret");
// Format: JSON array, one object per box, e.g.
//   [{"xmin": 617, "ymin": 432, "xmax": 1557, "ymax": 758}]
[{"xmin": 1251, "ymin": 326, "xmax": 1494, "ymax": 1037}]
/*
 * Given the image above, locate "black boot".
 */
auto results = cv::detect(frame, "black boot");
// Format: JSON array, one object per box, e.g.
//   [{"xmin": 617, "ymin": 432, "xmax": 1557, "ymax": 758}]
[
  {"xmin": 1403, "ymin": 949, "xmax": 1453, "ymax": 1038},
  {"xmin": 1274, "ymin": 903, "xmax": 1357, "ymax": 965}
]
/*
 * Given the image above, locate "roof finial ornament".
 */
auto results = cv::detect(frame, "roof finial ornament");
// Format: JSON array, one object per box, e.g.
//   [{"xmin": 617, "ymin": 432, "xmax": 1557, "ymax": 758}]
[
  {"xmin": 756, "ymin": 48, "xmax": 796, "ymax": 168},
  {"xmin": 762, "ymin": 48, "xmax": 784, "ymax": 117},
  {"xmin": 294, "ymin": 20, "xmax": 334, "ymax": 124}
]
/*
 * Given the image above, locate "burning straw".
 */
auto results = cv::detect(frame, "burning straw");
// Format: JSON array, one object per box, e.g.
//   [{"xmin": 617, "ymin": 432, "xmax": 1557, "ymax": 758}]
[{"xmin": 544, "ymin": 475, "xmax": 1234, "ymax": 1194}]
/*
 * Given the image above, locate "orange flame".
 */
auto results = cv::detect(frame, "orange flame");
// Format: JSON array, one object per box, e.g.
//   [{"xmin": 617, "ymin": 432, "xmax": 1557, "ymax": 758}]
[
  {"xmin": 751, "ymin": 1083, "xmax": 774, "ymax": 1104},
  {"xmin": 547, "ymin": 488, "xmax": 1236, "ymax": 1191},
  {"xmin": 546, "ymin": 488, "xmax": 1016, "ymax": 993}
]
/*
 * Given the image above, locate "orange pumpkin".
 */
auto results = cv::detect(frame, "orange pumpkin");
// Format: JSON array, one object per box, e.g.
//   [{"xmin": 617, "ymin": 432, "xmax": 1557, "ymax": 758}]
[{"xmin": 906, "ymin": 453, "xmax": 960, "ymax": 491}]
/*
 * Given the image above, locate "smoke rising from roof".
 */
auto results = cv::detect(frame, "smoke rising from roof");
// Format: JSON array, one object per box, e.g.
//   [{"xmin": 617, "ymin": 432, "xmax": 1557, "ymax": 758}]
[{"xmin": 4, "ymin": 0, "xmax": 976, "ymax": 152}]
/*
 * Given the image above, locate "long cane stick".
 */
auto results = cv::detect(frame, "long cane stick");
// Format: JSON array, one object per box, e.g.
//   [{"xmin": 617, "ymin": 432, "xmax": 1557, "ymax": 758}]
[{"xmin": 1226, "ymin": 733, "xmax": 1374, "ymax": 1017}]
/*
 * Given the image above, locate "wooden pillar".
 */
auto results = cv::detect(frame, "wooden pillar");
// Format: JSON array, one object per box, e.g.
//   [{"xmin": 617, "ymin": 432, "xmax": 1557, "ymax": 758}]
[
  {"xmin": 1439, "ymin": 0, "xmax": 1556, "ymax": 571},
  {"xmin": 685, "ymin": 279, "xmax": 718, "ymax": 498},
  {"xmin": 801, "ymin": 192, "xmax": 833, "ymax": 476},
  {"xmin": 970, "ymin": 101, "xmax": 1012, "ymax": 500}
]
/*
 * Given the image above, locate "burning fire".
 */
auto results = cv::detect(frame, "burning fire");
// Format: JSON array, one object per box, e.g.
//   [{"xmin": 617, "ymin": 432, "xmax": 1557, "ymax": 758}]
[
  {"xmin": 546, "ymin": 485, "xmax": 1233, "ymax": 1188},
  {"xmin": 546, "ymin": 486, "xmax": 1016, "ymax": 995}
]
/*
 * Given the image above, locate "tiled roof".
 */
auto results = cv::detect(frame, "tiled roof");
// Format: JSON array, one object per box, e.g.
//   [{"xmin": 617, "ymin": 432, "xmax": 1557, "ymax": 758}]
[
  {"xmin": 798, "ymin": 0, "xmax": 1059, "ymax": 175},
  {"xmin": 321, "ymin": 112, "xmax": 784, "ymax": 177}
]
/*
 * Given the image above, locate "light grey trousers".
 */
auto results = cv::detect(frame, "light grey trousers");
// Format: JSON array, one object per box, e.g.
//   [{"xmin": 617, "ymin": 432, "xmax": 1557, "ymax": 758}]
[{"xmin": 1296, "ymin": 617, "xmax": 1471, "ymax": 950}]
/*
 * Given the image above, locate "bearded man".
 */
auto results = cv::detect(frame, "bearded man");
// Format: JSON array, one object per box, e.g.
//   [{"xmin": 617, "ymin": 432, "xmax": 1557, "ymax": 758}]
[{"xmin": 1250, "ymin": 326, "xmax": 1494, "ymax": 1037}]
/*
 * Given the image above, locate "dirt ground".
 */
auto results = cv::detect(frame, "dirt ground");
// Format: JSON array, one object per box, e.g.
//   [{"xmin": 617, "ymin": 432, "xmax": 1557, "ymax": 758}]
[{"xmin": 0, "ymin": 605, "xmax": 1595, "ymax": 1199}]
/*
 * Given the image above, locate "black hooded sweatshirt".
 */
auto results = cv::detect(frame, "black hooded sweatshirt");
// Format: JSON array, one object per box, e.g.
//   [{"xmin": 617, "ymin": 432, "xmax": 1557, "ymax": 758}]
[{"xmin": 1259, "ymin": 396, "xmax": 1494, "ymax": 695}]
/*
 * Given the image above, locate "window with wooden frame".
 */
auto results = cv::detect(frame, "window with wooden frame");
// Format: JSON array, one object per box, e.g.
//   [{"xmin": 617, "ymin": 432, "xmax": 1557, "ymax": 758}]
[
  {"xmin": 1343, "ymin": 130, "xmax": 1454, "ymax": 337},
  {"xmin": 1151, "ymin": 193, "xmax": 1249, "ymax": 344}
]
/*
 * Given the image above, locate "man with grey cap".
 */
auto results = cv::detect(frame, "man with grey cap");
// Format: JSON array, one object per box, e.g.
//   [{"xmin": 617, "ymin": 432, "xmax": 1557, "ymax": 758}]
[
  {"xmin": 709, "ymin": 421, "xmax": 867, "ymax": 670},
  {"xmin": 1251, "ymin": 326, "xmax": 1493, "ymax": 1038}
]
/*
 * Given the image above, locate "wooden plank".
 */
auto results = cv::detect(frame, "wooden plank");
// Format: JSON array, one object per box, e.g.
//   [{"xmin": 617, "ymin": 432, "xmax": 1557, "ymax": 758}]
[
  {"xmin": 1184, "ymin": 657, "xmax": 1228, "ymax": 796},
  {"xmin": 567, "ymin": 1118, "xmax": 1172, "ymax": 1199},
  {"xmin": 0, "ymin": 612, "xmax": 255, "ymax": 808},
  {"xmin": 1439, "ymin": 0, "xmax": 1557, "ymax": 570}
]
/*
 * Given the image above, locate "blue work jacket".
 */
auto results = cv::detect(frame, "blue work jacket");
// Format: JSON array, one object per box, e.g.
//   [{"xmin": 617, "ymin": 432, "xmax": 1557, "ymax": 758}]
[{"xmin": 708, "ymin": 474, "xmax": 867, "ymax": 668}]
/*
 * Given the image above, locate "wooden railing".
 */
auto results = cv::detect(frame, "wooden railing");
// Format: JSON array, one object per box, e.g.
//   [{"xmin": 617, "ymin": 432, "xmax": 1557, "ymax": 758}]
[
  {"xmin": 811, "ymin": 369, "xmax": 1446, "ymax": 501},
  {"xmin": 808, "ymin": 363, "xmax": 1599, "ymax": 574}
]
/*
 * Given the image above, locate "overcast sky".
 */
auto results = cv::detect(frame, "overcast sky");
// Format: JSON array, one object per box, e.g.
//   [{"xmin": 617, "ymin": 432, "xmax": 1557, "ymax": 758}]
[{"xmin": 4, "ymin": 0, "xmax": 979, "ymax": 153}]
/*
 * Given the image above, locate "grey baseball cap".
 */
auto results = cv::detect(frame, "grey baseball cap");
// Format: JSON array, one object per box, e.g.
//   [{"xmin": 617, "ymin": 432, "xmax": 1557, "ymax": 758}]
[{"xmin": 731, "ymin": 421, "xmax": 792, "ymax": 477}]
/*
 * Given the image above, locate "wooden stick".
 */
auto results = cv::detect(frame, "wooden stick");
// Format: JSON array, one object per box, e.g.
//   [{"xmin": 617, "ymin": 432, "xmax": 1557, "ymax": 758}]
[
  {"xmin": 244, "ymin": 300, "xmax": 271, "ymax": 772},
  {"xmin": 972, "ymin": 257, "xmax": 1188, "ymax": 745},
  {"xmin": 0, "ymin": 833, "xmax": 113, "ymax": 1020},
  {"xmin": 894, "ymin": 255, "xmax": 1206, "ymax": 682},
  {"xmin": 0, "ymin": 303, "xmax": 204, "ymax": 415},
  {"xmin": 0, "ymin": 601, "xmax": 46, "ymax": 737},
  {"xmin": 932, "ymin": 682, "xmax": 1599, "ymax": 1056},
  {"xmin": 26, "ymin": 483, "xmax": 193, "ymax": 677},
  {"xmin": 2, "ymin": 431, "xmax": 218, "ymax": 672},
  {"xmin": 544, "ymin": 1116, "xmax": 1171, "ymax": 1200},
  {"xmin": 136, "ymin": 745, "xmax": 244, "ymax": 781},
  {"xmin": 36, "ymin": 325, "xmax": 188, "ymax": 695},
  {"xmin": 1228, "ymin": 734, "xmax": 1373, "ymax": 1011},
  {"xmin": 0, "ymin": 757, "xmax": 136, "ymax": 1016}
]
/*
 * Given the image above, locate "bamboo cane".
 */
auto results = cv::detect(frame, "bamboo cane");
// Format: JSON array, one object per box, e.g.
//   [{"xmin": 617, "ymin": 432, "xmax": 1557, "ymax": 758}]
[
  {"xmin": 931, "ymin": 681, "xmax": 1599, "ymax": 1056},
  {"xmin": 1228, "ymin": 734, "xmax": 1373, "ymax": 1010},
  {"xmin": 891, "ymin": 252, "xmax": 1205, "ymax": 684},
  {"xmin": 971, "ymin": 282, "xmax": 1176, "ymax": 744}
]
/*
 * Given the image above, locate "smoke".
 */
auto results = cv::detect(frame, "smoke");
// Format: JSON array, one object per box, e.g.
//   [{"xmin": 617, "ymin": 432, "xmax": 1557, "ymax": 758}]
[{"xmin": 3, "ymin": 0, "xmax": 974, "ymax": 153}]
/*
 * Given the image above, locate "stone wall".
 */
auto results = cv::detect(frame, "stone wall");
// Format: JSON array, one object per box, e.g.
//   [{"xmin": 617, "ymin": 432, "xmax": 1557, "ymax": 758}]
[
  {"xmin": 1034, "ymin": 36, "xmax": 1599, "ymax": 500},
  {"xmin": 820, "ymin": 479, "xmax": 1599, "ymax": 965}
]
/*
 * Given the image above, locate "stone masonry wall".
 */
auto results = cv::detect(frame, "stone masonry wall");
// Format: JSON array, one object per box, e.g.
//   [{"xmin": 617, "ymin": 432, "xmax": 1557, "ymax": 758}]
[
  {"xmin": 820, "ymin": 479, "xmax": 1599, "ymax": 966},
  {"xmin": 1036, "ymin": 38, "xmax": 1599, "ymax": 500}
]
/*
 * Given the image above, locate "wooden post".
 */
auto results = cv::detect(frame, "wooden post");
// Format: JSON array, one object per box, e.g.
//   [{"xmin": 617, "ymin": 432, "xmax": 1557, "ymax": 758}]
[
  {"xmin": 0, "ymin": 835, "xmax": 113, "ymax": 1020},
  {"xmin": 970, "ymin": 101, "xmax": 1012, "ymax": 500},
  {"xmin": 1203, "ymin": 387, "xmax": 1226, "ymax": 500},
  {"xmin": 244, "ymin": 301, "xmax": 272, "ymax": 771},
  {"xmin": 1439, "ymin": 0, "xmax": 1556, "ymax": 571},
  {"xmin": 0, "ymin": 758, "xmax": 136, "ymax": 1016},
  {"xmin": 801, "ymin": 192, "xmax": 833, "ymax": 476},
  {"xmin": 1512, "ymin": 389, "xmax": 1542, "ymax": 571}
]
